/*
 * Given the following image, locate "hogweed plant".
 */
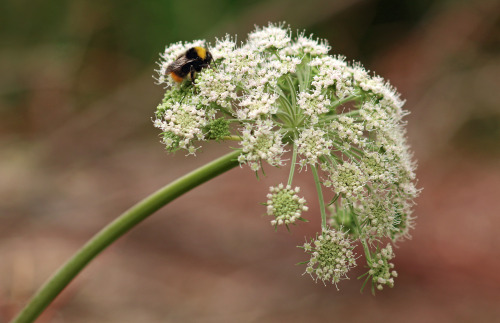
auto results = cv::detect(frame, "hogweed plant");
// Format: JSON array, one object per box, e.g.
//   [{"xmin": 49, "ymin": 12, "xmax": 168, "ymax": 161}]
[
  {"xmin": 154, "ymin": 24, "xmax": 419, "ymax": 289},
  {"xmin": 12, "ymin": 23, "xmax": 419, "ymax": 323}
]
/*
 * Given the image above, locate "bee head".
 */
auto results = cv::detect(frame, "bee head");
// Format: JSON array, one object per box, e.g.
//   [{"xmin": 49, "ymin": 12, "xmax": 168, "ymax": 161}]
[
  {"xmin": 187, "ymin": 47, "xmax": 212, "ymax": 64},
  {"xmin": 204, "ymin": 50, "xmax": 213, "ymax": 64}
]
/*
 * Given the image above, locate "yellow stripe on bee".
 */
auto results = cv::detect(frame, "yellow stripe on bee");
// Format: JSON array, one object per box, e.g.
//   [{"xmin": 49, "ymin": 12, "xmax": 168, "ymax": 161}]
[{"xmin": 194, "ymin": 46, "xmax": 206, "ymax": 60}]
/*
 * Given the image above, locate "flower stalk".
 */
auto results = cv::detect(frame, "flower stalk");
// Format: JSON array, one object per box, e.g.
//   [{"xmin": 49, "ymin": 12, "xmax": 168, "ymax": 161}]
[{"xmin": 11, "ymin": 150, "xmax": 241, "ymax": 323}]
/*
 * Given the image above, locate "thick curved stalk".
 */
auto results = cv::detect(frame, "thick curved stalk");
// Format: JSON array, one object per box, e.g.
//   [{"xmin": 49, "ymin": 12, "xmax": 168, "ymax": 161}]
[{"xmin": 11, "ymin": 150, "xmax": 242, "ymax": 323}]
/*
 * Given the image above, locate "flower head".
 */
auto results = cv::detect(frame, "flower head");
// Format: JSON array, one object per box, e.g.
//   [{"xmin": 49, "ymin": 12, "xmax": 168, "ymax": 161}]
[
  {"xmin": 295, "ymin": 128, "xmax": 333, "ymax": 167},
  {"xmin": 301, "ymin": 228, "xmax": 357, "ymax": 288},
  {"xmin": 265, "ymin": 184, "xmax": 308, "ymax": 229},
  {"xmin": 154, "ymin": 22, "xmax": 419, "ymax": 291},
  {"xmin": 248, "ymin": 23, "xmax": 292, "ymax": 51},
  {"xmin": 365, "ymin": 244, "xmax": 397, "ymax": 292},
  {"xmin": 238, "ymin": 119, "xmax": 285, "ymax": 171}
]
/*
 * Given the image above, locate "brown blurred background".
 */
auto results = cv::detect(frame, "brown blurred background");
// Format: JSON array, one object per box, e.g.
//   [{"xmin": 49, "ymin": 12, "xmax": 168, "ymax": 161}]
[{"xmin": 1, "ymin": 0, "xmax": 500, "ymax": 322}]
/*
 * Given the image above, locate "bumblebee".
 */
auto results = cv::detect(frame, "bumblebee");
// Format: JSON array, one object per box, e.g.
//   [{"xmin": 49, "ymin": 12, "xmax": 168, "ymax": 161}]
[{"xmin": 166, "ymin": 46, "xmax": 213, "ymax": 83}]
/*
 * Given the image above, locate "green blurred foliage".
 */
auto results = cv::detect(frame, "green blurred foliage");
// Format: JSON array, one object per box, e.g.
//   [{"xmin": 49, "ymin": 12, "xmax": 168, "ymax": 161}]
[
  {"xmin": 0, "ymin": 0, "xmax": 265, "ymax": 62},
  {"xmin": 0, "ymin": 0, "xmax": 439, "ymax": 122},
  {"xmin": 0, "ymin": 0, "xmax": 438, "ymax": 63}
]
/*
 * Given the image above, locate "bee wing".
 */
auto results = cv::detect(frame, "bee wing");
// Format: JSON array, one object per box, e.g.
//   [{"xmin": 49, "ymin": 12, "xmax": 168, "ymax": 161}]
[{"xmin": 166, "ymin": 57, "xmax": 195, "ymax": 74}]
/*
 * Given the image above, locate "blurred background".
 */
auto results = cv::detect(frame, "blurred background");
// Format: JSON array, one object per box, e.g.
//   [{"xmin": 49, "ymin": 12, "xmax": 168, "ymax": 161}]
[{"xmin": 1, "ymin": 0, "xmax": 500, "ymax": 322}]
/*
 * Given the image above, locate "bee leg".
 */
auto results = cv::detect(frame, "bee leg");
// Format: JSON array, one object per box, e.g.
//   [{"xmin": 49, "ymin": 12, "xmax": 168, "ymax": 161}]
[
  {"xmin": 188, "ymin": 66, "xmax": 201, "ymax": 94},
  {"xmin": 189, "ymin": 65, "xmax": 197, "ymax": 86},
  {"xmin": 179, "ymin": 92, "xmax": 187, "ymax": 104}
]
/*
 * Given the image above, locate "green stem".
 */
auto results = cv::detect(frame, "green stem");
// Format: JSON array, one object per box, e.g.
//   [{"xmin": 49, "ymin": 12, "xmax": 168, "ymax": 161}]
[
  {"xmin": 287, "ymin": 139, "xmax": 298, "ymax": 186},
  {"xmin": 298, "ymin": 58, "xmax": 312, "ymax": 92},
  {"xmin": 332, "ymin": 94, "xmax": 358, "ymax": 108},
  {"xmin": 311, "ymin": 165, "xmax": 327, "ymax": 229},
  {"xmin": 285, "ymin": 75, "xmax": 297, "ymax": 109},
  {"xmin": 350, "ymin": 206, "xmax": 372, "ymax": 262},
  {"xmin": 11, "ymin": 150, "xmax": 242, "ymax": 323},
  {"xmin": 221, "ymin": 135, "xmax": 243, "ymax": 141},
  {"xmin": 321, "ymin": 109, "xmax": 361, "ymax": 122},
  {"xmin": 277, "ymin": 93, "xmax": 294, "ymax": 124}
]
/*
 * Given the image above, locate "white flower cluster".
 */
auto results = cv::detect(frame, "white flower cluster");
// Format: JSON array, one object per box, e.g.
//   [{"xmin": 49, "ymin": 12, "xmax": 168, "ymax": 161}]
[
  {"xmin": 330, "ymin": 115, "xmax": 366, "ymax": 149},
  {"xmin": 358, "ymin": 199, "xmax": 397, "ymax": 239},
  {"xmin": 367, "ymin": 244, "xmax": 397, "ymax": 291},
  {"xmin": 238, "ymin": 92, "xmax": 279, "ymax": 120},
  {"xmin": 302, "ymin": 228, "xmax": 357, "ymax": 288},
  {"xmin": 324, "ymin": 161, "xmax": 367, "ymax": 198},
  {"xmin": 295, "ymin": 128, "xmax": 333, "ymax": 167},
  {"xmin": 154, "ymin": 98, "xmax": 214, "ymax": 154},
  {"xmin": 282, "ymin": 34, "xmax": 331, "ymax": 56},
  {"xmin": 237, "ymin": 119, "xmax": 285, "ymax": 172},
  {"xmin": 297, "ymin": 91, "xmax": 331, "ymax": 124},
  {"xmin": 248, "ymin": 23, "xmax": 291, "ymax": 51},
  {"xmin": 153, "ymin": 23, "xmax": 419, "ymax": 290},
  {"xmin": 265, "ymin": 184, "xmax": 308, "ymax": 228}
]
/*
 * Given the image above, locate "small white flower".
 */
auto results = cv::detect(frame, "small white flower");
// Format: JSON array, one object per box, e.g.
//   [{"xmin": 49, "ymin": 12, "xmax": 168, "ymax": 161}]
[
  {"xmin": 238, "ymin": 91, "xmax": 279, "ymax": 119},
  {"xmin": 282, "ymin": 33, "xmax": 330, "ymax": 56},
  {"xmin": 153, "ymin": 101, "xmax": 210, "ymax": 153},
  {"xmin": 196, "ymin": 68, "xmax": 237, "ymax": 109},
  {"xmin": 325, "ymin": 161, "xmax": 367, "ymax": 198},
  {"xmin": 295, "ymin": 128, "xmax": 333, "ymax": 166},
  {"xmin": 266, "ymin": 184, "xmax": 308, "ymax": 228},
  {"xmin": 302, "ymin": 228, "xmax": 357, "ymax": 288},
  {"xmin": 360, "ymin": 151, "xmax": 397, "ymax": 184},
  {"xmin": 297, "ymin": 90, "xmax": 331, "ymax": 122},
  {"xmin": 238, "ymin": 119, "xmax": 285, "ymax": 171},
  {"xmin": 247, "ymin": 23, "xmax": 291, "ymax": 51},
  {"xmin": 211, "ymin": 34, "xmax": 237, "ymax": 60},
  {"xmin": 310, "ymin": 56, "xmax": 356, "ymax": 99},
  {"xmin": 358, "ymin": 199, "xmax": 397, "ymax": 239},
  {"xmin": 367, "ymin": 244, "xmax": 397, "ymax": 291},
  {"xmin": 330, "ymin": 115, "xmax": 366, "ymax": 148},
  {"xmin": 269, "ymin": 52, "xmax": 302, "ymax": 76}
]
